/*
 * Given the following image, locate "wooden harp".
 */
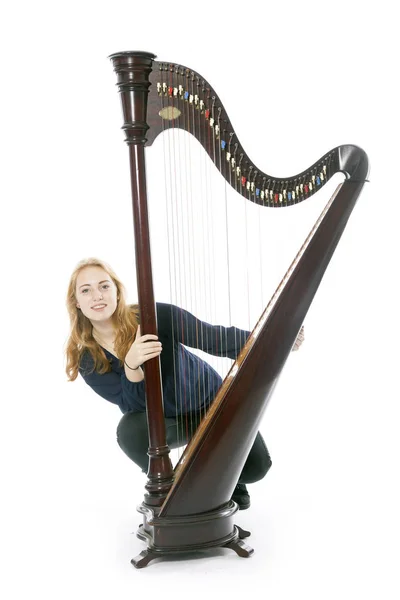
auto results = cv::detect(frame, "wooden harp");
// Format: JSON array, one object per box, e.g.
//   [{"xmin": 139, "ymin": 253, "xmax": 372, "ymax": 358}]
[{"xmin": 109, "ymin": 51, "xmax": 369, "ymax": 568}]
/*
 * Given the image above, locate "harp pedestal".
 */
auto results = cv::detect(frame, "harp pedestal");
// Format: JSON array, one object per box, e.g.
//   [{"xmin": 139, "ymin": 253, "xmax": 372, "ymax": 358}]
[{"xmin": 131, "ymin": 501, "xmax": 253, "ymax": 568}]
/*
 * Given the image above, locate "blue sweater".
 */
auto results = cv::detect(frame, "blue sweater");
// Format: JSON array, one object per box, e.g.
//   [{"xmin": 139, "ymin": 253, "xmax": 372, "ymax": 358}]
[{"xmin": 79, "ymin": 303, "xmax": 250, "ymax": 417}]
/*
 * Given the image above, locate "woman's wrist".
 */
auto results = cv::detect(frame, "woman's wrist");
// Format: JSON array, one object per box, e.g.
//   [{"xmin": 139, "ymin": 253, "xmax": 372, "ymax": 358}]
[
  {"xmin": 124, "ymin": 359, "xmax": 140, "ymax": 371},
  {"xmin": 124, "ymin": 360, "xmax": 144, "ymax": 382}
]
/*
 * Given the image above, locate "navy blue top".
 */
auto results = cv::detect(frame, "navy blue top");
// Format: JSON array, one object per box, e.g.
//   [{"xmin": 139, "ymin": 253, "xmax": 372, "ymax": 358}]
[
  {"xmin": 79, "ymin": 303, "xmax": 250, "ymax": 417},
  {"xmin": 79, "ymin": 303, "xmax": 249, "ymax": 417}
]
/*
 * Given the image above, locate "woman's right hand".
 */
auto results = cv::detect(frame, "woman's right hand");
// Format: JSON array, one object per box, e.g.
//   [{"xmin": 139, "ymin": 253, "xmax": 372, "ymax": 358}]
[{"xmin": 124, "ymin": 325, "xmax": 162, "ymax": 370}]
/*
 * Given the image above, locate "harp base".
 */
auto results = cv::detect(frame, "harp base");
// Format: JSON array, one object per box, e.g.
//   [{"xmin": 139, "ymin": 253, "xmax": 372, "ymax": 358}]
[{"xmin": 130, "ymin": 501, "xmax": 254, "ymax": 568}]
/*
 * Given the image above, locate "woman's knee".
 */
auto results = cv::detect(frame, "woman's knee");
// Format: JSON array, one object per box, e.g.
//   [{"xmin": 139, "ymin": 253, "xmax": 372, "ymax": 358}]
[
  {"xmin": 240, "ymin": 432, "xmax": 272, "ymax": 484},
  {"xmin": 116, "ymin": 411, "xmax": 148, "ymax": 443},
  {"xmin": 116, "ymin": 412, "xmax": 149, "ymax": 470}
]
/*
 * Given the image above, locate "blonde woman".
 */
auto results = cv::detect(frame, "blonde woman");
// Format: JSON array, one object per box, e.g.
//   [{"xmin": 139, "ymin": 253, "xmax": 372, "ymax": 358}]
[{"xmin": 65, "ymin": 257, "xmax": 279, "ymax": 510}]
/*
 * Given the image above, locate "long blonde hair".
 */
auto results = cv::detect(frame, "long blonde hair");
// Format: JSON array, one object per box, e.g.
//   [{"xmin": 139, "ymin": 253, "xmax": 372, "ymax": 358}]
[{"xmin": 65, "ymin": 257, "xmax": 139, "ymax": 381}]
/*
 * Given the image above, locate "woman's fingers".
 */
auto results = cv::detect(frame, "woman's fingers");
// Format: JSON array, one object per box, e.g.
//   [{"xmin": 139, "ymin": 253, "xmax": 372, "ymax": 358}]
[
  {"xmin": 136, "ymin": 325, "xmax": 155, "ymax": 339},
  {"xmin": 140, "ymin": 350, "xmax": 162, "ymax": 365},
  {"xmin": 137, "ymin": 333, "xmax": 159, "ymax": 342},
  {"xmin": 135, "ymin": 324, "xmax": 161, "ymax": 342},
  {"xmin": 141, "ymin": 342, "xmax": 162, "ymax": 355},
  {"xmin": 143, "ymin": 350, "xmax": 162, "ymax": 361}
]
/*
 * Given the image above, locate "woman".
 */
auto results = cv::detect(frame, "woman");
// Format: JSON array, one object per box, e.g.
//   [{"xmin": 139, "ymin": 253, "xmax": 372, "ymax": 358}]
[{"xmin": 65, "ymin": 257, "xmax": 285, "ymax": 510}]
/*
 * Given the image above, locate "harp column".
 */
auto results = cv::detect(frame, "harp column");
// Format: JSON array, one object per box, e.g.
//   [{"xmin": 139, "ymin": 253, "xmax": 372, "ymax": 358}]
[{"xmin": 110, "ymin": 51, "xmax": 174, "ymax": 507}]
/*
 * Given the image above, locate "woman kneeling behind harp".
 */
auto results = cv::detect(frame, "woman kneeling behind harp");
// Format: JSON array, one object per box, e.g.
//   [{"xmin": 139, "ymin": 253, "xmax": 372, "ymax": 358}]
[{"xmin": 65, "ymin": 257, "xmax": 304, "ymax": 509}]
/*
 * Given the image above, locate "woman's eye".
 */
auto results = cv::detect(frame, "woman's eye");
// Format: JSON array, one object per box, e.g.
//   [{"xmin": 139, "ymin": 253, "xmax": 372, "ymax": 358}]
[
  {"xmin": 82, "ymin": 289, "xmax": 89, "ymax": 294},
  {"xmin": 102, "ymin": 284, "xmax": 110, "ymax": 290}
]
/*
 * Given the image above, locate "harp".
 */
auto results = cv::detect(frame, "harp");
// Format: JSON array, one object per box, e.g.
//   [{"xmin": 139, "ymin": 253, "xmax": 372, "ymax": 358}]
[{"xmin": 109, "ymin": 51, "xmax": 369, "ymax": 568}]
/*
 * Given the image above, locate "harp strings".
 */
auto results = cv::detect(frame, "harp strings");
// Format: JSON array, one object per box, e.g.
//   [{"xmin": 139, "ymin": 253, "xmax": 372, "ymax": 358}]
[
  {"xmin": 155, "ymin": 68, "xmax": 268, "ymax": 456},
  {"xmin": 197, "ymin": 80, "xmax": 235, "ymax": 373},
  {"xmin": 158, "ymin": 70, "xmax": 204, "ymax": 448}
]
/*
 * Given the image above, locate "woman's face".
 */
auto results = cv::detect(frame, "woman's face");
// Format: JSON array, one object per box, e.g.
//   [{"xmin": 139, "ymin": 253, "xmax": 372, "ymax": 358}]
[{"xmin": 75, "ymin": 266, "xmax": 118, "ymax": 323}]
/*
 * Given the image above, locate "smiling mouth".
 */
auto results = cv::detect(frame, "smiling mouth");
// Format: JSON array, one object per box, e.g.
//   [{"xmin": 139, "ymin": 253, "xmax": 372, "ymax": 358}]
[{"xmin": 92, "ymin": 304, "xmax": 107, "ymax": 310}]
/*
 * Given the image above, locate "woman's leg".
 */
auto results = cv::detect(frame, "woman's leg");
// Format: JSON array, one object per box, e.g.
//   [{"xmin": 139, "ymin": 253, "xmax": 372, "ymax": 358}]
[
  {"xmin": 117, "ymin": 412, "xmax": 271, "ymax": 486},
  {"xmin": 116, "ymin": 411, "xmax": 189, "ymax": 473},
  {"xmin": 165, "ymin": 412, "xmax": 202, "ymax": 449},
  {"xmin": 231, "ymin": 432, "xmax": 272, "ymax": 509},
  {"xmin": 238, "ymin": 432, "xmax": 272, "ymax": 484},
  {"xmin": 116, "ymin": 412, "xmax": 152, "ymax": 472}
]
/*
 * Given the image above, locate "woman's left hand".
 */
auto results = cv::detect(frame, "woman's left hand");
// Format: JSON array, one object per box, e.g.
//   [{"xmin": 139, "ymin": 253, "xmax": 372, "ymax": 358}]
[{"xmin": 292, "ymin": 325, "xmax": 305, "ymax": 351}]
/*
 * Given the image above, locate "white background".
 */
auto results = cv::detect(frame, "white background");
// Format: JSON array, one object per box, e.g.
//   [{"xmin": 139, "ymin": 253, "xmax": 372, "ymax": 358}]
[{"xmin": 1, "ymin": 1, "xmax": 399, "ymax": 598}]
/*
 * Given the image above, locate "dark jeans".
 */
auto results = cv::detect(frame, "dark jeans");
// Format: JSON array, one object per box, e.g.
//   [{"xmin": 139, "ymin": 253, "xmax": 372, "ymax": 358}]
[{"xmin": 116, "ymin": 411, "xmax": 272, "ymax": 485}]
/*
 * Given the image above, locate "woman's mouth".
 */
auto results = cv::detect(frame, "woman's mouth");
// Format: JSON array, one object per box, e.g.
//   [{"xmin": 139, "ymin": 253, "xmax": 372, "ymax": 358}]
[{"xmin": 92, "ymin": 304, "xmax": 107, "ymax": 311}]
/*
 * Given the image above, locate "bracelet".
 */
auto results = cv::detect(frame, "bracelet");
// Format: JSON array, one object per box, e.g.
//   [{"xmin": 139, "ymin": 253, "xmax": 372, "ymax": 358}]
[{"xmin": 124, "ymin": 360, "xmax": 140, "ymax": 371}]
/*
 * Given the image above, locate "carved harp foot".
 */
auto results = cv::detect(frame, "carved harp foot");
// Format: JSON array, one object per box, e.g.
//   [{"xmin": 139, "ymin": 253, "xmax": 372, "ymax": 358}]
[
  {"xmin": 236, "ymin": 524, "xmax": 251, "ymax": 539},
  {"xmin": 224, "ymin": 538, "xmax": 254, "ymax": 558},
  {"xmin": 131, "ymin": 549, "xmax": 160, "ymax": 569}
]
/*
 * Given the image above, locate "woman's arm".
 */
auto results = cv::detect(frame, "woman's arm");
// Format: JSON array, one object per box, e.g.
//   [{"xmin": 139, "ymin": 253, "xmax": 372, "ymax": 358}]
[
  {"xmin": 79, "ymin": 352, "xmax": 145, "ymax": 413},
  {"xmin": 156, "ymin": 303, "xmax": 250, "ymax": 360},
  {"xmin": 157, "ymin": 303, "xmax": 305, "ymax": 358}
]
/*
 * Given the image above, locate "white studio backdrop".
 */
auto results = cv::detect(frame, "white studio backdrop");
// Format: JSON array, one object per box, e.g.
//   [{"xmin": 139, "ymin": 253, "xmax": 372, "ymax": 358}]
[{"xmin": 1, "ymin": 1, "xmax": 399, "ymax": 598}]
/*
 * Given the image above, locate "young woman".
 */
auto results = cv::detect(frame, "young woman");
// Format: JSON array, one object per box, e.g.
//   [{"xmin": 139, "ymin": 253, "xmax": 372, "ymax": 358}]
[{"xmin": 66, "ymin": 257, "xmax": 303, "ymax": 509}]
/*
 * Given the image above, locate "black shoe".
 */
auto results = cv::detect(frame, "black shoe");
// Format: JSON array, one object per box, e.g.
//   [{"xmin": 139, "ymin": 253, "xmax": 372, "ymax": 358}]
[{"xmin": 231, "ymin": 483, "xmax": 251, "ymax": 510}]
